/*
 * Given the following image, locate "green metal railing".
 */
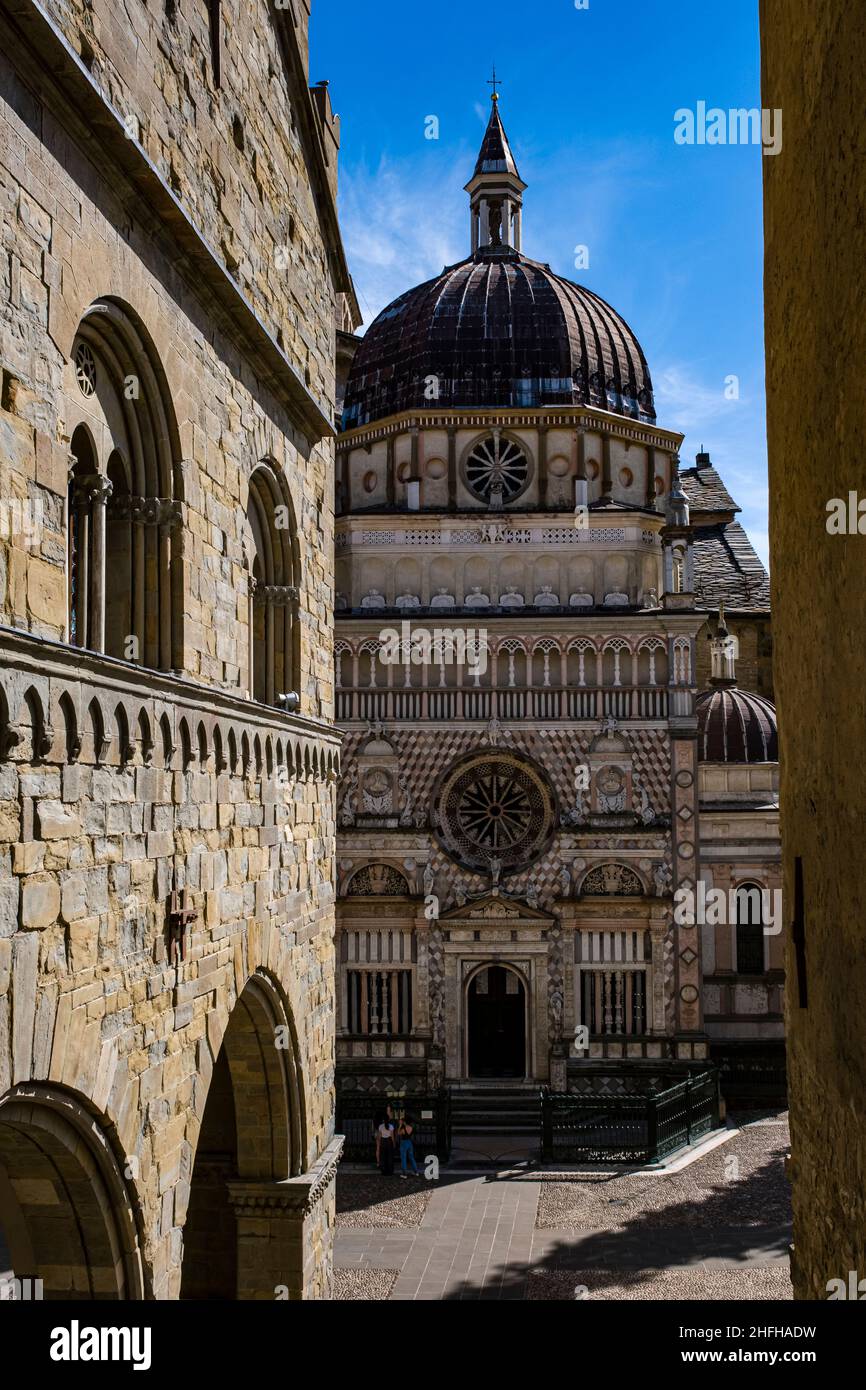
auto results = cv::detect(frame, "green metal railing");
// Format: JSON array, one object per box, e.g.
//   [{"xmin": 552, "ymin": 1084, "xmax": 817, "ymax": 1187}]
[{"xmin": 541, "ymin": 1069, "xmax": 720, "ymax": 1163}]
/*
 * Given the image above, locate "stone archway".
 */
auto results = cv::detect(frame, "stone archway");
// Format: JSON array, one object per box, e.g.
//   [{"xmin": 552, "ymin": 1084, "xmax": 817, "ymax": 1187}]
[
  {"xmin": 0, "ymin": 1086, "xmax": 144, "ymax": 1300},
  {"xmin": 180, "ymin": 971, "xmax": 306, "ymax": 1301}
]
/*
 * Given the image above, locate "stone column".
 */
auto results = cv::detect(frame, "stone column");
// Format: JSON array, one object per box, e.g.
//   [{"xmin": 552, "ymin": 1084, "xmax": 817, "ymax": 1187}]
[
  {"xmin": 71, "ymin": 484, "xmax": 91, "ymax": 647},
  {"xmin": 227, "ymin": 1138, "xmax": 343, "ymax": 1301},
  {"xmin": 87, "ymin": 474, "xmax": 112, "ymax": 653},
  {"xmin": 247, "ymin": 575, "xmax": 257, "ymax": 698},
  {"xmin": 131, "ymin": 501, "xmax": 146, "ymax": 662},
  {"xmin": 156, "ymin": 500, "xmax": 180, "ymax": 672},
  {"xmin": 265, "ymin": 593, "xmax": 275, "ymax": 705},
  {"xmin": 479, "ymin": 200, "xmax": 490, "ymax": 247}
]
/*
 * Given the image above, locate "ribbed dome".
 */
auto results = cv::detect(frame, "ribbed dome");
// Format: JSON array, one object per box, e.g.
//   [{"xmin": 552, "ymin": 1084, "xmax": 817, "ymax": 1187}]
[
  {"xmin": 696, "ymin": 686, "xmax": 778, "ymax": 763},
  {"xmin": 342, "ymin": 245, "xmax": 655, "ymax": 430}
]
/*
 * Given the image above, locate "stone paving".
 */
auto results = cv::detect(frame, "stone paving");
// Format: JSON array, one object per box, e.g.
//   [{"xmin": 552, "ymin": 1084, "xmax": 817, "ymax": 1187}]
[{"xmin": 334, "ymin": 1113, "xmax": 793, "ymax": 1301}]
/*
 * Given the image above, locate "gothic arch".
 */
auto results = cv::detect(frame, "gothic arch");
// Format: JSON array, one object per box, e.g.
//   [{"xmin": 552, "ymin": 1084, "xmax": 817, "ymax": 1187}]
[
  {"xmin": 158, "ymin": 712, "xmax": 174, "ymax": 769},
  {"xmin": 131, "ymin": 708, "xmax": 147, "ymax": 766},
  {"xmin": 66, "ymin": 298, "xmax": 184, "ymax": 670},
  {"xmin": 244, "ymin": 461, "xmax": 301, "ymax": 708},
  {"xmin": 0, "ymin": 1084, "xmax": 145, "ymax": 1300},
  {"xmin": 58, "ymin": 690, "xmax": 80, "ymax": 761}
]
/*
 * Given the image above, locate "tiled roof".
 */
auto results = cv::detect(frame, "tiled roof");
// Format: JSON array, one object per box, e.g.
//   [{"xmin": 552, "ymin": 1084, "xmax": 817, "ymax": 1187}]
[
  {"xmin": 693, "ymin": 521, "xmax": 770, "ymax": 611},
  {"xmin": 473, "ymin": 101, "xmax": 521, "ymax": 178},
  {"xmin": 342, "ymin": 248, "xmax": 655, "ymax": 428},
  {"xmin": 680, "ymin": 464, "xmax": 740, "ymax": 515},
  {"xmin": 696, "ymin": 686, "xmax": 778, "ymax": 762}
]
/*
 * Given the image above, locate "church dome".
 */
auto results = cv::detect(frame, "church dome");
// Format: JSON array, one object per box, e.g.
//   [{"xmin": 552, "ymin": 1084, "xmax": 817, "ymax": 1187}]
[
  {"xmin": 341, "ymin": 95, "xmax": 655, "ymax": 431},
  {"xmin": 342, "ymin": 247, "xmax": 655, "ymax": 430},
  {"xmin": 695, "ymin": 686, "xmax": 778, "ymax": 763}
]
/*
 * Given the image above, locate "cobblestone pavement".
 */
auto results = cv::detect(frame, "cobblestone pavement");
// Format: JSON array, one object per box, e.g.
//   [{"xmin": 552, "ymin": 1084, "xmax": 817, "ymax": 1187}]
[
  {"xmin": 336, "ymin": 1172, "xmax": 433, "ymax": 1229},
  {"xmin": 334, "ymin": 1268, "xmax": 400, "ymax": 1300},
  {"xmin": 334, "ymin": 1114, "xmax": 792, "ymax": 1301}
]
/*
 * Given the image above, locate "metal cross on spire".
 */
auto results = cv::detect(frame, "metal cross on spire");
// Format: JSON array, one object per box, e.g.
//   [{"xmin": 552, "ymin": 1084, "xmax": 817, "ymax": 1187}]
[{"xmin": 487, "ymin": 65, "xmax": 503, "ymax": 101}]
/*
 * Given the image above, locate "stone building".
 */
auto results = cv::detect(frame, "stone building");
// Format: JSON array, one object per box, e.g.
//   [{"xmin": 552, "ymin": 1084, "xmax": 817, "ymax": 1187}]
[
  {"xmin": 333, "ymin": 96, "xmax": 781, "ymax": 1108},
  {"xmin": 0, "ymin": 0, "xmax": 358, "ymax": 1298}
]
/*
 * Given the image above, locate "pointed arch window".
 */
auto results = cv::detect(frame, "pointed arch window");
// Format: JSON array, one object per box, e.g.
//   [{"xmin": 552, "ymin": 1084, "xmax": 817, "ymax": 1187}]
[
  {"xmin": 65, "ymin": 301, "xmax": 183, "ymax": 670},
  {"xmin": 245, "ymin": 463, "xmax": 301, "ymax": 709}
]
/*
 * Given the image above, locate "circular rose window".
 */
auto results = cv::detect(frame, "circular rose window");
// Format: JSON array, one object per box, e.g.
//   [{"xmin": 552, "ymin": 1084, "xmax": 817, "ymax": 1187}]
[
  {"xmin": 464, "ymin": 435, "xmax": 530, "ymax": 503},
  {"xmin": 433, "ymin": 753, "xmax": 556, "ymax": 874}
]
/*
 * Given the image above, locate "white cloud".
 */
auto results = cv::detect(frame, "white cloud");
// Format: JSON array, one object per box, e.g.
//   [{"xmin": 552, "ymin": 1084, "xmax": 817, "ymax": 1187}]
[
  {"xmin": 656, "ymin": 362, "xmax": 770, "ymax": 568},
  {"xmin": 339, "ymin": 153, "xmax": 468, "ymax": 328}
]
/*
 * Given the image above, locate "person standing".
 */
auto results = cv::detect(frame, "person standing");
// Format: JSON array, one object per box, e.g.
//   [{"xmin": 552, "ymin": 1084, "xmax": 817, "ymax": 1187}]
[
  {"xmin": 376, "ymin": 1111, "xmax": 396, "ymax": 1175},
  {"xmin": 398, "ymin": 1115, "xmax": 419, "ymax": 1178}
]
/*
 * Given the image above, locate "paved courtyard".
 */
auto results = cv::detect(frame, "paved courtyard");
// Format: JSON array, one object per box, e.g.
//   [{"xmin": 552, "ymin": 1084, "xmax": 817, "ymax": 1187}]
[{"xmin": 334, "ymin": 1113, "xmax": 792, "ymax": 1301}]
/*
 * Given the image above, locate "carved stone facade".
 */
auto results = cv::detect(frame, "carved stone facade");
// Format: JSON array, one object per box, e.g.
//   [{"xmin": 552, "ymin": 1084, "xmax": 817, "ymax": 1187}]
[
  {"xmin": 0, "ymin": 0, "xmax": 359, "ymax": 1299},
  {"xmin": 333, "ymin": 97, "xmax": 782, "ymax": 1101}
]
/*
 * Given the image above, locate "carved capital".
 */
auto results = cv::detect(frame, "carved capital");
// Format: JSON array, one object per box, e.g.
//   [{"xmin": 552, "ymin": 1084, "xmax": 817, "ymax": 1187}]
[{"xmin": 254, "ymin": 584, "xmax": 299, "ymax": 608}]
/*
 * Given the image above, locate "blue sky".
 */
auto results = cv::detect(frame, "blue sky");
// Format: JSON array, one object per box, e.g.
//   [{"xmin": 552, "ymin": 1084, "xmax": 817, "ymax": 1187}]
[{"xmin": 311, "ymin": 0, "xmax": 769, "ymax": 566}]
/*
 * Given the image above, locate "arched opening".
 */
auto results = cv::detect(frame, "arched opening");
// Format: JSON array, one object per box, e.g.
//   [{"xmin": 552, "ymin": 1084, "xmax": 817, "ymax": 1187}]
[
  {"xmin": 180, "ymin": 973, "xmax": 303, "ymax": 1301},
  {"xmin": 244, "ymin": 464, "xmax": 300, "ymax": 708},
  {"xmin": 66, "ymin": 300, "xmax": 184, "ymax": 669},
  {"xmin": 466, "ymin": 964, "xmax": 527, "ymax": 1079},
  {"xmin": 105, "ymin": 450, "xmax": 132, "ymax": 660},
  {"xmin": 735, "ymin": 882, "xmax": 766, "ymax": 975},
  {"xmin": 67, "ymin": 424, "xmax": 99, "ymax": 649},
  {"xmin": 0, "ymin": 1086, "xmax": 144, "ymax": 1300}
]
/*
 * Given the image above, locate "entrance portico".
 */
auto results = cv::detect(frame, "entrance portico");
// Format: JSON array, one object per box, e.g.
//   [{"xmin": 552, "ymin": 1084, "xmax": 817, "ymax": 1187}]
[{"xmin": 439, "ymin": 894, "xmax": 555, "ymax": 1084}]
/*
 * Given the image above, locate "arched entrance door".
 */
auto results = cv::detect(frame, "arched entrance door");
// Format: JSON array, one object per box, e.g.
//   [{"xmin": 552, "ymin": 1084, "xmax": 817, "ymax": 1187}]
[{"xmin": 467, "ymin": 965, "xmax": 526, "ymax": 1078}]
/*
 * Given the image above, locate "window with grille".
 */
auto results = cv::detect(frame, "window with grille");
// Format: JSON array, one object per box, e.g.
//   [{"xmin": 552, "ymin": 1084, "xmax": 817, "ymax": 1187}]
[
  {"xmin": 347, "ymin": 970, "xmax": 412, "ymax": 1035},
  {"xmin": 580, "ymin": 969, "xmax": 648, "ymax": 1036}
]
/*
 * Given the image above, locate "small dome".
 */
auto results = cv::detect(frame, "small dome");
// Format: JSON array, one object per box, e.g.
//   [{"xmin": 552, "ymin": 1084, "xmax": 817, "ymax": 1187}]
[
  {"xmin": 342, "ymin": 246, "xmax": 655, "ymax": 430},
  {"xmin": 695, "ymin": 686, "xmax": 778, "ymax": 763}
]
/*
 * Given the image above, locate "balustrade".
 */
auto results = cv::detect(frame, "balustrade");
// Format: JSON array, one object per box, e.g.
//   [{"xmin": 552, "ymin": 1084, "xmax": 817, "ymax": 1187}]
[{"xmin": 337, "ymin": 685, "xmax": 673, "ymax": 722}]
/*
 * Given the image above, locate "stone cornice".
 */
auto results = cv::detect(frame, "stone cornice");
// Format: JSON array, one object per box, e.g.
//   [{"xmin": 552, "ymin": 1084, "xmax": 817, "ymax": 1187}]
[
  {"xmin": 0, "ymin": 625, "xmax": 340, "ymax": 749},
  {"xmin": 227, "ymin": 1136, "xmax": 345, "ymax": 1217},
  {"xmin": 337, "ymin": 406, "xmax": 684, "ymax": 453},
  {"xmin": 1, "ymin": 0, "xmax": 335, "ymax": 443}
]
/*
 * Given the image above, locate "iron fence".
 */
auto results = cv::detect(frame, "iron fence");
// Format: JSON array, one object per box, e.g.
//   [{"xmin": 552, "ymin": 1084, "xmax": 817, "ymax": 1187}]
[
  {"xmin": 541, "ymin": 1069, "xmax": 720, "ymax": 1163},
  {"xmin": 336, "ymin": 1089, "xmax": 451, "ymax": 1164}
]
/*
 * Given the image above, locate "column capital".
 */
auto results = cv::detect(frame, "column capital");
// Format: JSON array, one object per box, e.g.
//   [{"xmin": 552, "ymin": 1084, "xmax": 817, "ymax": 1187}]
[
  {"xmin": 254, "ymin": 584, "xmax": 299, "ymax": 608},
  {"xmin": 74, "ymin": 473, "xmax": 113, "ymax": 506}
]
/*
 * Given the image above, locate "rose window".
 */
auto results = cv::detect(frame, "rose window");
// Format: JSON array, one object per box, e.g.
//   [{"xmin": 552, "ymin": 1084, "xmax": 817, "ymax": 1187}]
[
  {"xmin": 464, "ymin": 435, "xmax": 530, "ymax": 503},
  {"xmin": 434, "ymin": 754, "xmax": 556, "ymax": 873}
]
